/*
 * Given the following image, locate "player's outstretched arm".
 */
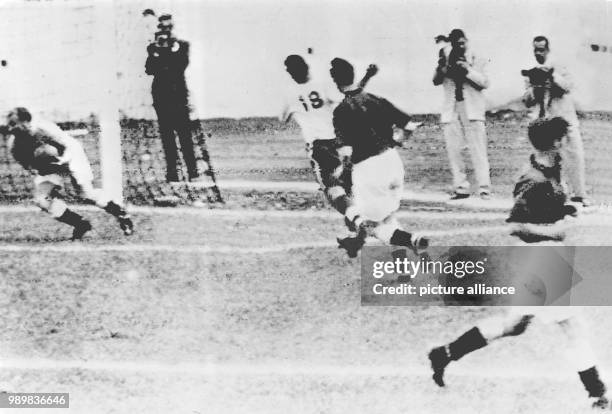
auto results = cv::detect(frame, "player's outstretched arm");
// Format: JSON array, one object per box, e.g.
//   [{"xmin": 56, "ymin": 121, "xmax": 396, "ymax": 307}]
[{"xmin": 357, "ymin": 64, "xmax": 378, "ymax": 89}]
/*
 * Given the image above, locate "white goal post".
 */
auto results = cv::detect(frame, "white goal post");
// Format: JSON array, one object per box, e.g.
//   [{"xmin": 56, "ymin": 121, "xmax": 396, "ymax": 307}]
[{"xmin": 95, "ymin": 1, "xmax": 123, "ymax": 202}]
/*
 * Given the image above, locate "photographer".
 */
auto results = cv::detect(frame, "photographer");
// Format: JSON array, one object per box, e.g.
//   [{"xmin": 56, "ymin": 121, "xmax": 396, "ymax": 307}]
[
  {"xmin": 433, "ymin": 29, "xmax": 491, "ymax": 200},
  {"xmin": 522, "ymin": 36, "xmax": 589, "ymax": 206},
  {"xmin": 145, "ymin": 13, "xmax": 200, "ymax": 183}
]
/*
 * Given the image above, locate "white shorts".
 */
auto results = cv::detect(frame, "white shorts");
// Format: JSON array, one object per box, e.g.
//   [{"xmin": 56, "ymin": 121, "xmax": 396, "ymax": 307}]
[{"xmin": 352, "ymin": 148, "xmax": 404, "ymax": 222}]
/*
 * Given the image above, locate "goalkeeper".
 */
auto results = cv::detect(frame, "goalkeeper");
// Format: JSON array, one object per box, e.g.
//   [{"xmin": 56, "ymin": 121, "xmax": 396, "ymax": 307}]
[{"xmin": 3, "ymin": 107, "xmax": 134, "ymax": 240}]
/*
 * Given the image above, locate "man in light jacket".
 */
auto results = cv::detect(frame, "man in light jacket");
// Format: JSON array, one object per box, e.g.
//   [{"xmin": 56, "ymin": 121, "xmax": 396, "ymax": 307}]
[
  {"xmin": 522, "ymin": 35, "xmax": 589, "ymax": 206},
  {"xmin": 433, "ymin": 29, "xmax": 491, "ymax": 200}
]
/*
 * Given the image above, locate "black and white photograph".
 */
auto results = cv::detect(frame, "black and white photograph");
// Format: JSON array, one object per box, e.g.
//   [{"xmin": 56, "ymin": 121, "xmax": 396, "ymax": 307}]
[{"xmin": 1, "ymin": 0, "xmax": 612, "ymax": 412}]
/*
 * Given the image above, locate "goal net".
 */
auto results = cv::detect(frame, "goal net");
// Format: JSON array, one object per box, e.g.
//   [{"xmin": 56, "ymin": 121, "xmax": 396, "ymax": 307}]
[{"xmin": 0, "ymin": 0, "xmax": 222, "ymax": 206}]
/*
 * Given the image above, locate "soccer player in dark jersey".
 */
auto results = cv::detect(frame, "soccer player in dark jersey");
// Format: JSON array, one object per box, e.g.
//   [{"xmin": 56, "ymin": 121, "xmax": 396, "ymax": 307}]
[
  {"xmin": 428, "ymin": 117, "xmax": 610, "ymax": 409},
  {"xmin": 507, "ymin": 116, "xmax": 578, "ymax": 242},
  {"xmin": 329, "ymin": 58, "xmax": 427, "ymax": 257},
  {"xmin": 3, "ymin": 107, "xmax": 134, "ymax": 240},
  {"xmin": 281, "ymin": 53, "xmax": 379, "ymax": 225}
]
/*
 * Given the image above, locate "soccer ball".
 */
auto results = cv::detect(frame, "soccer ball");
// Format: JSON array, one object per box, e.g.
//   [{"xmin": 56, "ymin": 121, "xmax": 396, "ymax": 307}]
[
  {"xmin": 32, "ymin": 144, "xmax": 60, "ymax": 174},
  {"xmin": 34, "ymin": 144, "xmax": 59, "ymax": 161}
]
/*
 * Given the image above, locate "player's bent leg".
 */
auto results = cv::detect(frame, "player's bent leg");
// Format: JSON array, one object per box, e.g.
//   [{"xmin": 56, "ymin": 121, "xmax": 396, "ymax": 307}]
[
  {"xmin": 69, "ymin": 149, "xmax": 134, "ymax": 236},
  {"xmin": 34, "ymin": 181, "xmax": 92, "ymax": 240},
  {"xmin": 324, "ymin": 185, "xmax": 350, "ymax": 215},
  {"xmin": 371, "ymin": 215, "xmax": 428, "ymax": 254},
  {"xmin": 429, "ymin": 312, "xmax": 533, "ymax": 387},
  {"xmin": 478, "ymin": 312, "xmax": 534, "ymax": 340},
  {"xmin": 428, "ymin": 326, "xmax": 487, "ymax": 387},
  {"xmin": 556, "ymin": 315, "xmax": 609, "ymax": 408},
  {"xmin": 75, "ymin": 180, "xmax": 134, "ymax": 236},
  {"xmin": 311, "ymin": 139, "xmax": 353, "ymax": 217}
]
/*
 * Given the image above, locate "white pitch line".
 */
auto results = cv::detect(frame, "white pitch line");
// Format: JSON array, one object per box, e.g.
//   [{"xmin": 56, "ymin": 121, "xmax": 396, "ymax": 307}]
[
  {"xmin": 5, "ymin": 204, "xmax": 611, "ymax": 224},
  {"xmin": 0, "ymin": 357, "xmax": 575, "ymax": 381},
  {"xmin": 218, "ymin": 180, "xmax": 514, "ymax": 209},
  {"xmin": 0, "ymin": 225, "xmax": 508, "ymax": 254},
  {"xmin": 0, "ymin": 204, "xmax": 509, "ymax": 220}
]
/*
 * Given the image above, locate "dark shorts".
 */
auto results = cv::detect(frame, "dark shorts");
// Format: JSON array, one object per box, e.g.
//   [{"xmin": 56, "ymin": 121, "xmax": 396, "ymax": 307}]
[{"xmin": 309, "ymin": 139, "xmax": 352, "ymax": 195}]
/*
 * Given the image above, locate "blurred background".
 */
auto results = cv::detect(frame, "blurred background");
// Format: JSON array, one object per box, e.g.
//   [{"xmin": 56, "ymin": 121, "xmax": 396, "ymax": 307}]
[{"xmin": 0, "ymin": 0, "xmax": 610, "ymax": 120}]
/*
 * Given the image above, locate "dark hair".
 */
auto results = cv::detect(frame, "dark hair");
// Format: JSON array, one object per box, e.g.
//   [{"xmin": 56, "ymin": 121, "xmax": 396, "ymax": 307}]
[
  {"xmin": 284, "ymin": 54, "xmax": 309, "ymax": 83},
  {"xmin": 284, "ymin": 54, "xmax": 306, "ymax": 70},
  {"xmin": 527, "ymin": 117, "xmax": 568, "ymax": 151},
  {"xmin": 330, "ymin": 57, "xmax": 354, "ymax": 87},
  {"xmin": 8, "ymin": 107, "xmax": 31, "ymax": 123},
  {"xmin": 448, "ymin": 29, "xmax": 466, "ymax": 43},
  {"xmin": 533, "ymin": 36, "xmax": 549, "ymax": 49}
]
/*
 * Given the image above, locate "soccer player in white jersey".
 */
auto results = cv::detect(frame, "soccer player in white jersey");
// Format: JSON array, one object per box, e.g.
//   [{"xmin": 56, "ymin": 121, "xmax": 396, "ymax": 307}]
[
  {"xmin": 3, "ymin": 107, "xmax": 134, "ymax": 240},
  {"xmin": 281, "ymin": 53, "xmax": 378, "ymax": 220}
]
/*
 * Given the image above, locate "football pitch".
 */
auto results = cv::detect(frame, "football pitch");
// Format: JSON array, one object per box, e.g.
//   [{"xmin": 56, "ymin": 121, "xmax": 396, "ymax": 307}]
[{"xmin": 2, "ymin": 117, "xmax": 612, "ymax": 413}]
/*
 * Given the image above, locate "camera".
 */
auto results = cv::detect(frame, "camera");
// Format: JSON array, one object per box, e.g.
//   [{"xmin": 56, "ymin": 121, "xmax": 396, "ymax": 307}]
[
  {"xmin": 521, "ymin": 67, "xmax": 553, "ymax": 88},
  {"xmin": 446, "ymin": 49, "xmax": 468, "ymax": 80},
  {"xmin": 155, "ymin": 32, "xmax": 171, "ymax": 47}
]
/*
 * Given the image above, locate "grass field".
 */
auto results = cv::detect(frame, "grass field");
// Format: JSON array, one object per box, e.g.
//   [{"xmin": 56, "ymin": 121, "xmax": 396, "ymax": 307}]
[{"xmin": 1, "ymin": 115, "xmax": 612, "ymax": 413}]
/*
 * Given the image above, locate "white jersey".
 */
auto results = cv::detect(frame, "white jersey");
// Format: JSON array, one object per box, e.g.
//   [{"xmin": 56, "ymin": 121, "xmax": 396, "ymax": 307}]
[
  {"xmin": 30, "ymin": 118, "xmax": 83, "ymax": 154},
  {"xmin": 281, "ymin": 77, "xmax": 343, "ymax": 145}
]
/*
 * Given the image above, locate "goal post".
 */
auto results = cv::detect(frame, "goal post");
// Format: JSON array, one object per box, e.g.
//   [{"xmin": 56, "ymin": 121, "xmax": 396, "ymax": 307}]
[
  {"xmin": 0, "ymin": 0, "xmax": 222, "ymax": 206},
  {"xmin": 95, "ymin": 0, "xmax": 123, "ymax": 203}
]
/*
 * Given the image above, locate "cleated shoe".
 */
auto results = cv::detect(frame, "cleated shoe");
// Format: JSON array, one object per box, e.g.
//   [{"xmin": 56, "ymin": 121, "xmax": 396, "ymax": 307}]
[
  {"xmin": 450, "ymin": 192, "xmax": 470, "ymax": 200},
  {"xmin": 337, "ymin": 226, "xmax": 366, "ymax": 258},
  {"xmin": 592, "ymin": 396, "xmax": 610, "ymax": 409},
  {"xmin": 410, "ymin": 233, "xmax": 429, "ymax": 255},
  {"xmin": 72, "ymin": 220, "xmax": 92, "ymax": 241},
  {"xmin": 429, "ymin": 346, "xmax": 450, "ymax": 387},
  {"xmin": 118, "ymin": 216, "xmax": 134, "ymax": 236}
]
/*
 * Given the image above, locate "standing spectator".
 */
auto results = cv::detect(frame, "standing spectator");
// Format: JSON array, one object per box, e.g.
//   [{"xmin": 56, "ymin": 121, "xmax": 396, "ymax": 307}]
[
  {"xmin": 145, "ymin": 13, "xmax": 200, "ymax": 183},
  {"xmin": 522, "ymin": 36, "xmax": 589, "ymax": 206},
  {"xmin": 433, "ymin": 29, "xmax": 491, "ymax": 200}
]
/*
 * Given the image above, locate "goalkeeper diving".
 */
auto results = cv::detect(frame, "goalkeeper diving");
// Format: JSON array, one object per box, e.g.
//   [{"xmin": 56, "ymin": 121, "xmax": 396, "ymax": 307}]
[{"xmin": 2, "ymin": 107, "xmax": 134, "ymax": 240}]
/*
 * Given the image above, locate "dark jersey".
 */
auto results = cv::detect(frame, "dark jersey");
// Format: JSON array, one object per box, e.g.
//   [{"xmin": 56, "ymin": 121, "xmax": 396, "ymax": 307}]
[
  {"xmin": 507, "ymin": 154, "xmax": 568, "ymax": 224},
  {"xmin": 332, "ymin": 90, "xmax": 411, "ymax": 164},
  {"xmin": 9, "ymin": 119, "xmax": 73, "ymax": 173},
  {"xmin": 145, "ymin": 39, "xmax": 190, "ymax": 106}
]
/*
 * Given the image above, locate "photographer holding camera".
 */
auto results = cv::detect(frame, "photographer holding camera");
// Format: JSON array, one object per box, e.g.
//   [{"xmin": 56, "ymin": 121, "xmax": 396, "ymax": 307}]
[
  {"xmin": 145, "ymin": 13, "xmax": 200, "ymax": 183},
  {"xmin": 522, "ymin": 36, "xmax": 589, "ymax": 206},
  {"xmin": 433, "ymin": 29, "xmax": 491, "ymax": 200}
]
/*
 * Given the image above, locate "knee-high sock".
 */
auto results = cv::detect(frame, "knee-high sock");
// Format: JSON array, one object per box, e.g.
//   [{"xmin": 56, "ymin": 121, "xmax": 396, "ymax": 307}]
[
  {"xmin": 326, "ymin": 189, "xmax": 349, "ymax": 215},
  {"xmin": 389, "ymin": 229, "xmax": 415, "ymax": 247},
  {"xmin": 446, "ymin": 327, "xmax": 488, "ymax": 361},
  {"xmin": 579, "ymin": 366, "xmax": 606, "ymax": 398},
  {"xmin": 56, "ymin": 209, "xmax": 87, "ymax": 227},
  {"xmin": 103, "ymin": 200, "xmax": 128, "ymax": 218}
]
